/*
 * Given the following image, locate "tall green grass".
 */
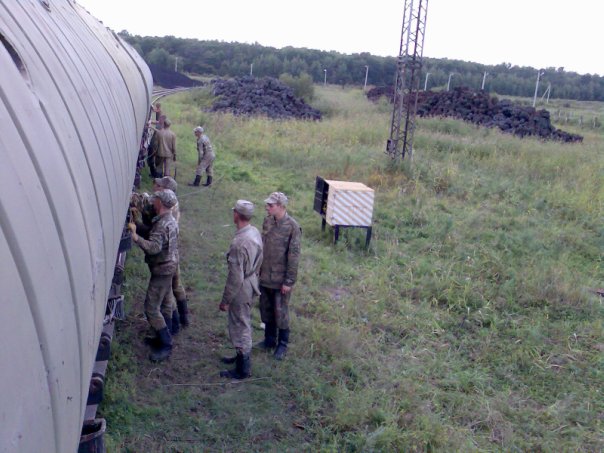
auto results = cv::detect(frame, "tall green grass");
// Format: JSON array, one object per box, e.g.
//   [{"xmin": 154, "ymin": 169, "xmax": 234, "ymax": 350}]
[{"xmin": 103, "ymin": 85, "xmax": 603, "ymax": 452}]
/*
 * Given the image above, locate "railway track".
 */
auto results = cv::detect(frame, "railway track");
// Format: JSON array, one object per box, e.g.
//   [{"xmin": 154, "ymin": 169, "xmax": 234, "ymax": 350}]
[{"xmin": 152, "ymin": 86, "xmax": 196, "ymax": 103}]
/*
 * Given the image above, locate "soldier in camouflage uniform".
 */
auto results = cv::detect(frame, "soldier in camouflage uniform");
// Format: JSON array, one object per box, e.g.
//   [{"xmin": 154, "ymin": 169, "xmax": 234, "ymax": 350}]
[
  {"xmin": 258, "ymin": 192, "xmax": 301, "ymax": 360},
  {"xmin": 130, "ymin": 177, "xmax": 190, "ymax": 332},
  {"xmin": 188, "ymin": 126, "xmax": 215, "ymax": 187},
  {"xmin": 128, "ymin": 189, "xmax": 179, "ymax": 362},
  {"xmin": 153, "ymin": 118, "xmax": 176, "ymax": 177},
  {"xmin": 219, "ymin": 200, "xmax": 263, "ymax": 379}
]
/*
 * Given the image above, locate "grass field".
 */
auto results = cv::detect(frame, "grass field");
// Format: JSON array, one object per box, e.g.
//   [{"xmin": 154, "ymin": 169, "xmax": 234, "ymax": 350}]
[{"xmin": 101, "ymin": 85, "xmax": 603, "ymax": 452}]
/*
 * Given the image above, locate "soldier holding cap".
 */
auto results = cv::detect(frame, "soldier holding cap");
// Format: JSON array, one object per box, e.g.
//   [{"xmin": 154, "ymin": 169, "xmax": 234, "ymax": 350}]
[
  {"xmin": 258, "ymin": 192, "xmax": 301, "ymax": 360},
  {"xmin": 219, "ymin": 200, "xmax": 263, "ymax": 379},
  {"xmin": 128, "ymin": 189, "xmax": 179, "ymax": 362},
  {"xmin": 189, "ymin": 126, "xmax": 215, "ymax": 187}
]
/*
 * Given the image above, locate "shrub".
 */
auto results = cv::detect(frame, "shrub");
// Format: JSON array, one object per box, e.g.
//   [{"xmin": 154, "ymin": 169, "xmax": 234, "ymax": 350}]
[{"xmin": 279, "ymin": 71, "xmax": 315, "ymax": 102}]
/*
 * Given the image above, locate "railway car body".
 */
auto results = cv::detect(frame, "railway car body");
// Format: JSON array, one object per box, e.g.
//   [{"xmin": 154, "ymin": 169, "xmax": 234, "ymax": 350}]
[{"xmin": 0, "ymin": 1, "xmax": 152, "ymax": 451}]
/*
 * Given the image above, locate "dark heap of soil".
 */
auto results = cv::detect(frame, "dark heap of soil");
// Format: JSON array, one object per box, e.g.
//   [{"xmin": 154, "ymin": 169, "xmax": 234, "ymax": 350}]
[
  {"xmin": 367, "ymin": 86, "xmax": 583, "ymax": 143},
  {"xmin": 366, "ymin": 86, "xmax": 394, "ymax": 103},
  {"xmin": 210, "ymin": 76, "xmax": 322, "ymax": 120},
  {"xmin": 149, "ymin": 64, "xmax": 203, "ymax": 88}
]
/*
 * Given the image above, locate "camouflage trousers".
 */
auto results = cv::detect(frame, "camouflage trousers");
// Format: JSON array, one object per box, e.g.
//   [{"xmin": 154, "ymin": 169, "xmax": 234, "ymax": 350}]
[
  {"xmin": 195, "ymin": 155, "xmax": 215, "ymax": 177},
  {"xmin": 172, "ymin": 263, "xmax": 187, "ymax": 302},
  {"xmin": 259, "ymin": 286, "xmax": 291, "ymax": 330},
  {"xmin": 144, "ymin": 274, "xmax": 176, "ymax": 331},
  {"xmin": 228, "ymin": 291, "xmax": 254, "ymax": 355}
]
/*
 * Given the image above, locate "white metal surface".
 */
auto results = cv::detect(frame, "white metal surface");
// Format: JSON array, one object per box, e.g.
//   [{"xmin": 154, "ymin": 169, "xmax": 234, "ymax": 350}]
[
  {"xmin": 0, "ymin": 1, "xmax": 152, "ymax": 452},
  {"xmin": 324, "ymin": 180, "xmax": 375, "ymax": 227}
]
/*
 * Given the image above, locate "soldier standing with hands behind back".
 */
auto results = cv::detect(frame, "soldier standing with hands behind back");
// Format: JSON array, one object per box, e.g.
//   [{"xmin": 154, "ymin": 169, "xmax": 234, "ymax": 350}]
[
  {"xmin": 258, "ymin": 192, "xmax": 301, "ymax": 360},
  {"xmin": 219, "ymin": 200, "xmax": 263, "ymax": 379}
]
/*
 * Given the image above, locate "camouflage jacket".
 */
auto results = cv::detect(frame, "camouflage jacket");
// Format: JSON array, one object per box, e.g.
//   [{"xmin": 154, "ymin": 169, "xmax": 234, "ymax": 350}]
[
  {"xmin": 135, "ymin": 211, "xmax": 179, "ymax": 276},
  {"xmin": 221, "ymin": 225, "xmax": 263, "ymax": 305},
  {"xmin": 259, "ymin": 213, "xmax": 301, "ymax": 289},
  {"xmin": 156, "ymin": 128, "xmax": 176, "ymax": 158},
  {"xmin": 131, "ymin": 192, "xmax": 180, "ymax": 240},
  {"xmin": 197, "ymin": 134, "xmax": 215, "ymax": 163}
]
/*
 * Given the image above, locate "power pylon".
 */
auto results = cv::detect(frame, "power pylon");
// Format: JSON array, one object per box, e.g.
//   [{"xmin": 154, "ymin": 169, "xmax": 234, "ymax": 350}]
[{"xmin": 386, "ymin": 0, "xmax": 429, "ymax": 160}]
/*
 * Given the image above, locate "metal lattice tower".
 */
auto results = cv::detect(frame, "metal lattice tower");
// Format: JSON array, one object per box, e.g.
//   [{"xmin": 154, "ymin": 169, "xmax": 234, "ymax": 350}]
[{"xmin": 386, "ymin": 0, "xmax": 429, "ymax": 160}]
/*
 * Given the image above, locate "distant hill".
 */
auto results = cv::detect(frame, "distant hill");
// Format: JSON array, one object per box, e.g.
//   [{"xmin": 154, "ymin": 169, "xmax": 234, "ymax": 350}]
[{"xmin": 121, "ymin": 32, "xmax": 604, "ymax": 102}]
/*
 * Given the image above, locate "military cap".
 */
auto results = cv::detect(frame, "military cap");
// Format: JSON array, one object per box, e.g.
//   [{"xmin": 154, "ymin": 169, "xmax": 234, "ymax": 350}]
[
  {"xmin": 152, "ymin": 189, "xmax": 178, "ymax": 208},
  {"xmin": 264, "ymin": 192, "xmax": 288, "ymax": 206},
  {"xmin": 163, "ymin": 118, "xmax": 172, "ymax": 127},
  {"xmin": 232, "ymin": 199, "xmax": 254, "ymax": 216},
  {"xmin": 193, "ymin": 126, "xmax": 204, "ymax": 134},
  {"xmin": 154, "ymin": 176, "xmax": 177, "ymax": 192}
]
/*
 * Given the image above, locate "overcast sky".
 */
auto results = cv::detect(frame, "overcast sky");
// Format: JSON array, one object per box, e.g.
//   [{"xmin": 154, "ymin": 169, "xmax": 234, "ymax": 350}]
[{"xmin": 76, "ymin": 0, "xmax": 602, "ymax": 76}]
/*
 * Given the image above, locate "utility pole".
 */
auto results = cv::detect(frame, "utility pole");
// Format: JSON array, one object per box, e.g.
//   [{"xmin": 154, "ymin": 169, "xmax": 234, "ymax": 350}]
[
  {"xmin": 532, "ymin": 69, "xmax": 545, "ymax": 107},
  {"xmin": 323, "ymin": 69, "xmax": 327, "ymax": 86},
  {"xmin": 447, "ymin": 73, "xmax": 455, "ymax": 91},
  {"xmin": 423, "ymin": 72, "xmax": 431, "ymax": 91},
  {"xmin": 541, "ymin": 82, "xmax": 551, "ymax": 104},
  {"xmin": 364, "ymin": 65, "xmax": 369, "ymax": 90},
  {"xmin": 481, "ymin": 71, "xmax": 488, "ymax": 90},
  {"xmin": 250, "ymin": 63, "xmax": 253, "ymax": 76},
  {"xmin": 174, "ymin": 57, "xmax": 178, "ymax": 72},
  {"xmin": 386, "ymin": 0, "xmax": 429, "ymax": 161}
]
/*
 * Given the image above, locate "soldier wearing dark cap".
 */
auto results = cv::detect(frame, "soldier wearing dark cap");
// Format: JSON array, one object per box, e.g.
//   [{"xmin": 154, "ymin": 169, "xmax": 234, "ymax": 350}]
[
  {"xmin": 258, "ymin": 192, "xmax": 301, "ymax": 360},
  {"xmin": 219, "ymin": 200, "xmax": 263, "ymax": 379},
  {"xmin": 128, "ymin": 189, "xmax": 179, "ymax": 362}
]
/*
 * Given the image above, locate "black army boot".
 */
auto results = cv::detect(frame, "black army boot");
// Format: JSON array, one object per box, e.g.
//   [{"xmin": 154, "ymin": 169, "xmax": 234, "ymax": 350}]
[
  {"xmin": 145, "ymin": 314, "xmax": 173, "ymax": 346},
  {"xmin": 177, "ymin": 299, "xmax": 190, "ymax": 327},
  {"xmin": 149, "ymin": 327, "xmax": 173, "ymax": 362},
  {"xmin": 240, "ymin": 353, "xmax": 251, "ymax": 378},
  {"xmin": 188, "ymin": 175, "xmax": 201, "ymax": 187},
  {"xmin": 220, "ymin": 351, "xmax": 243, "ymax": 378},
  {"xmin": 255, "ymin": 320, "xmax": 277, "ymax": 350},
  {"xmin": 143, "ymin": 329, "xmax": 161, "ymax": 348},
  {"xmin": 171, "ymin": 309, "xmax": 180, "ymax": 335},
  {"xmin": 220, "ymin": 350, "xmax": 237, "ymax": 364},
  {"xmin": 203, "ymin": 175, "xmax": 213, "ymax": 186},
  {"xmin": 219, "ymin": 351, "xmax": 251, "ymax": 379},
  {"xmin": 274, "ymin": 329, "xmax": 289, "ymax": 361}
]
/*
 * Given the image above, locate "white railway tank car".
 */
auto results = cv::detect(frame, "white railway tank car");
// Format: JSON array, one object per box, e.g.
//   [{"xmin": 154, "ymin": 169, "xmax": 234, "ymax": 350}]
[{"xmin": 0, "ymin": 1, "xmax": 152, "ymax": 451}]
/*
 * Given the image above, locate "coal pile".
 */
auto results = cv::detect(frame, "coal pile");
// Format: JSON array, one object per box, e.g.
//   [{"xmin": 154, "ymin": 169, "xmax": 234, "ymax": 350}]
[
  {"xmin": 366, "ymin": 86, "xmax": 394, "ymax": 103},
  {"xmin": 149, "ymin": 64, "xmax": 203, "ymax": 88},
  {"xmin": 210, "ymin": 76, "xmax": 321, "ymax": 120},
  {"xmin": 367, "ymin": 86, "xmax": 582, "ymax": 143}
]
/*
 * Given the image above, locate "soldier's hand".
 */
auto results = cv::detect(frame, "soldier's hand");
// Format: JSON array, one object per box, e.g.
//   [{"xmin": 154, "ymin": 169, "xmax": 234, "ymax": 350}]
[
  {"xmin": 281, "ymin": 285, "xmax": 292, "ymax": 295},
  {"xmin": 219, "ymin": 302, "xmax": 229, "ymax": 312},
  {"xmin": 128, "ymin": 223, "xmax": 139, "ymax": 242}
]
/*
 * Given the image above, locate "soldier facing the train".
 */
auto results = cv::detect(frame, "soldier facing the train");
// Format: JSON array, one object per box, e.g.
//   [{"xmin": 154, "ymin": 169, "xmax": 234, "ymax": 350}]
[
  {"xmin": 152, "ymin": 117, "xmax": 177, "ymax": 178},
  {"xmin": 130, "ymin": 176, "xmax": 190, "ymax": 332},
  {"xmin": 258, "ymin": 192, "xmax": 301, "ymax": 360},
  {"xmin": 128, "ymin": 189, "xmax": 179, "ymax": 362},
  {"xmin": 219, "ymin": 200, "xmax": 263, "ymax": 379}
]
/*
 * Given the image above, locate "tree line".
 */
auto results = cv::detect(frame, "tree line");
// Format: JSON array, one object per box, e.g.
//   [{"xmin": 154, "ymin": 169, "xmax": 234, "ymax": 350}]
[{"xmin": 120, "ymin": 32, "xmax": 604, "ymax": 102}]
